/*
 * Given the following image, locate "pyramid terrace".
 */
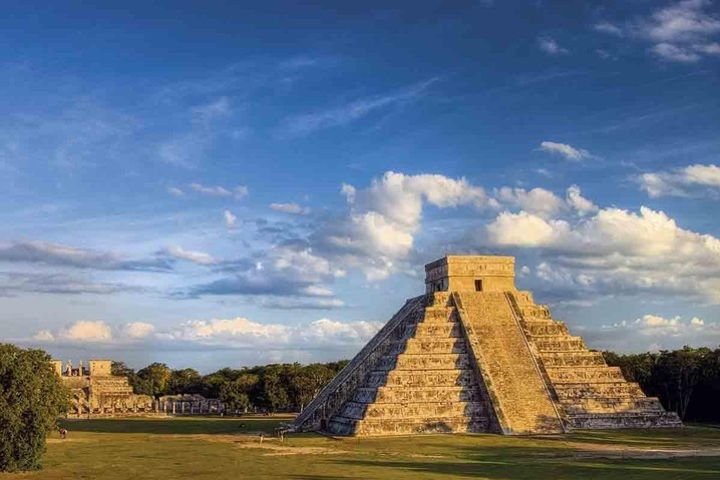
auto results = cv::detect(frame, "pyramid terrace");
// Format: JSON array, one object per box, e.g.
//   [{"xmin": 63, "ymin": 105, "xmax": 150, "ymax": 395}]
[{"xmin": 293, "ymin": 255, "xmax": 681, "ymax": 436}]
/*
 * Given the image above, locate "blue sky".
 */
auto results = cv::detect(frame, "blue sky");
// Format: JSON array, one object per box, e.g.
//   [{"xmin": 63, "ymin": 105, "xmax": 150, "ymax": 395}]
[{"xmin": 2, "ymin": 0, "xmax": 719, "ymax": 371}]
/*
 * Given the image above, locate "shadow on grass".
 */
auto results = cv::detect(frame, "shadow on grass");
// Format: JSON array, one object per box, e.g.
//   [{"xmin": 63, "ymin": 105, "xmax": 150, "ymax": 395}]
[
  {"xmin": 57, "ymin": 417, "xmax": 292, "ymax": 435},
  {"xmin": 325, "ymin": 457, "xmax": 720, "ymax": 479},
  {"xmin": 292, "ymin": 428, "xmax": 720, "ymax": 480}
]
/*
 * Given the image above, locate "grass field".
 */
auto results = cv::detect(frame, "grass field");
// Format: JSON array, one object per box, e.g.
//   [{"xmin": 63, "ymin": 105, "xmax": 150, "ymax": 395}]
[{"xmin": 2, "ymin": 417, "xmax": 720, "ymax": 479}]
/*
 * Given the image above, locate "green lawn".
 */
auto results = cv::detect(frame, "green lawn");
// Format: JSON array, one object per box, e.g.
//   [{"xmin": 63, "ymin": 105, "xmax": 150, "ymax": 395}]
[{"xmin": 3, "ymin": 417, "xmax": 720, "ymax": 479}]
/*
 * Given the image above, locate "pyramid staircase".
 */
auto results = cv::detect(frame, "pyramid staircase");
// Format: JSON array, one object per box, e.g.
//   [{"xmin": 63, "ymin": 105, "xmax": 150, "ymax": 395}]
[
  {"xmin": 326, "ymin": 292, "xmax": 493, "ymax": 436},
  {"xmin": 509, "ymin": 292, "xmax": 682, "ymax": 429},
  {"xmin": 293, "ymin": 255, "xmax": 682, "ymax": 436}
]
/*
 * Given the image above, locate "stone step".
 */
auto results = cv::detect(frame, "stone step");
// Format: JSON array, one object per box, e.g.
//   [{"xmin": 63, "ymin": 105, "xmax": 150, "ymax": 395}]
[
  {"xmin": 394, "ymin": 353, "xmax": 472, "ymax": 370},
  {"xmin": 545, "ymin": 366, "xmax": 625, "ymax": 383},
  {"xmin": 532, "ymin": 336, "xmax": 585, "ymax": 352},
  {"xmin": 375, "ymin": 353, "xmax": 470, "ymax": 371},
  {"xmin": 539, "ymin": 351, "xmax": 606, "ymax": 367},
  {"xmin": 518, "ymin": 305, "xmax": 552, "ymax": 320},
  {"xmin": 353, "ymin": 386, "xmax": 483, "ymax": 404},
  {"xmin": 421, "ymin": 309, "xmax": 455, "ymax": 323},
  {"xmin": 561, "ymin": 396, "xmax": 665, "ymax": 415},
  {"xmin": 564, "ymin": 411, "xmax": 683, "ymax": 430},
  {"xmin": 401, "ymin": 338, "xmax": 467, "ymax": 354},
  {"xmin": 366, "ymin": 368, "xmax": 476, "ymax": 388},
  {"xmin": 339, "ymin": 400, "xmax": 486, "ymax": 420},
  {"xmin": 327, "ymin": 415, "xmax": 489, "ymax": 436},
  {"xmin": 554, "ymin": 382, "xmax": 645, "ymax": 399},
  {"xmin": 413, "ymin": 322, "xmax": 462, "ymax": 338},
  {"xmin": 524, "ymin": 323, "xmax": 569, "ymax": 336}
]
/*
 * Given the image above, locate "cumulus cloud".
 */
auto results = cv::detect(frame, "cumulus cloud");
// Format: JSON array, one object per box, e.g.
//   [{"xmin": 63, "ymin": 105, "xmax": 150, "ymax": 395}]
[
  {"xmin": 59, "ymin": 320, "xmax": 113, "ymax": 342},
  {"xmin": 487, "ymin": 211, "xmax": 564, "ymax": 247},
  {"xmin": 160, "ymin": 316, "xmax": 382, "ymax": 348},
  {"xmin": 566, "ymin": 185, "xmax": 599, "ymax": 215},
  {"xmin": 162, "ymin": 246, "xmax": 217, "ymax": 265},
  {"xmin": 270, "ymin": 203, "xmax": 311, "ymax": 215},
  {"xmin": 190, "ymin": 183, "xmax": 248, "ymax": 199},
  {"xmin": 33, "ymin": 316, "xmax": 382, "ymax": 351},
  {"xmin": 315, "ymin": 171, "xmax": 490, "ymax": 279},
  {"xmin": 537, "ymin": 36, "xmax": 569, "ymax": 55},
  {"xmin": 539, "ymin": 141, "xmax": 592, "ymax": 161},
  {"xmin": 167, "ymin": 186, "xmax": 184, "ymax": 197},
  {"xmin": 123, "ymin": 322, "xmax": 155, "ymax": 338},
  {"xmin": 496, "ymin": 187, "xmax": 565, "ymax": 218},
  {"xmin": 639, "ymin": 163, "xmax": 720, "ymax": 197},
  {"xmin": 484, "ymin": 205, "xmax": 720, "ymax": 303}
]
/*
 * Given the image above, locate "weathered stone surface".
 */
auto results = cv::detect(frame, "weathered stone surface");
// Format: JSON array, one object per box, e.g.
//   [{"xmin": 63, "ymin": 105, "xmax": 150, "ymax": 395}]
[
  {"xmin": 293, "ymin": 255, "xmax": 682, "ymax": 436},
  {"xmin": 53, "ymin": 359, "xmax": 153, "ymax": 417}
]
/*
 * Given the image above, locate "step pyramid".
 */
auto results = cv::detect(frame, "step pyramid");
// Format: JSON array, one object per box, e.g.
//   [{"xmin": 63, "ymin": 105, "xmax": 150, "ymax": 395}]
[{"xmin": 293, "ymin": 255, "xmax": 682, "ymax": 436}]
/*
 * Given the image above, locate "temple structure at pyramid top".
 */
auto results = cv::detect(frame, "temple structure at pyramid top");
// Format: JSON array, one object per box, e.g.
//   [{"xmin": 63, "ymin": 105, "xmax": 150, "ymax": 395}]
[{"xmin": 294, "ymin": 255, "xmax": 682, "ymax": 436}]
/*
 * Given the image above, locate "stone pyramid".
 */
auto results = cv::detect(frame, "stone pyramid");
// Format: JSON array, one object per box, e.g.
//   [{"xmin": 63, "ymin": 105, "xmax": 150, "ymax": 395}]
[{"xmin": 293, "ymin": 255, "xmax": 682, "ymax": 436}]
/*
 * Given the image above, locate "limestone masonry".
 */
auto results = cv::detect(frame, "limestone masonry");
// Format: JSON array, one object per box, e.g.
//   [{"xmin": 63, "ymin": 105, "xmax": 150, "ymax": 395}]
[
  {"xmin": 52, "ymin": 359, "xmax": 153, "ymax": 417},
  {"xmin": 293, "ymin": 255, "xmax": 682, "ymax": 436}
]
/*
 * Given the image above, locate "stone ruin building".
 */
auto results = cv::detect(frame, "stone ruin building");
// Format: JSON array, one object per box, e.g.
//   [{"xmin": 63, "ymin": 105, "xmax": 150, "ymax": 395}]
[
  {"xmin": 294, "ymin": 255, "xmax": 682, "ymax": 436},
  {"xmin": 52, "ymin": 359, "xmax": 154, "ymax": 417}
]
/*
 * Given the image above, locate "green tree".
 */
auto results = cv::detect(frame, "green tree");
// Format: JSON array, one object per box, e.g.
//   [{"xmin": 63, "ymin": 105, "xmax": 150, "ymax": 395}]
[
  {"xmin": 219, "ymin": 375, "xmax": 259, "ymax": 413},
  {"xmin": 0, "ymin": 344, "xmax": 69, "ymax": 472},
  {"xmin": 168, "ymin": 368, "xmax": 201, "ymax": 394},
  {"xmin": 136, "ymin": 363, "xmax": 172, "ymax": 398},
  {"xmin": 261, "ymin": 364, "xmax": 290, "ymax": 412},
  {"xmin": 291, "ymin": 364, "xmax": 335, "ymax": 411}
]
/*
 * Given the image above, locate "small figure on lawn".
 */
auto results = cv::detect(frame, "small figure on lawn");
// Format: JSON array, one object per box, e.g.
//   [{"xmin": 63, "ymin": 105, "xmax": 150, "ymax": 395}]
[{"xmin": 59, "ymin": 428, "xmax": 68, "ymax": 439}]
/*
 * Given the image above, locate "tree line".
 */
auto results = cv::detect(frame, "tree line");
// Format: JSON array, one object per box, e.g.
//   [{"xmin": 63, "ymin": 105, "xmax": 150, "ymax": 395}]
[
  {"xmin": 111, "ymin": 360, "xmax": 349, "ymax": 413},
  {"xmin": 603, "ymin": 346, "xmax": 720, "ymax": 422},
  {"xmin": 116, "ymin": 346, "xmax": 720, "ymax": 422}
]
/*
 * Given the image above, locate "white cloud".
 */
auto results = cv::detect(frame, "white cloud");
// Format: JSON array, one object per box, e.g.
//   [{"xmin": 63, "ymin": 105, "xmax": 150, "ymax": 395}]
[
  {"xmin": 223, "ymin": 209, "xmax": 237, "ymax": 228},
  {"xmin": 486, "ymin": 211, "xmax": 565, "ymax": 247},
  {"xmin": 320, "ymin": 171, "xmax": 490, "ymax": 279},
  {"xmin": 190, "ymin": 183, "xmax": 248, "ymax": 199},
  {"xmin": 651, "ymin": 42, "xmax": 702, "ymax": 62},
  {"xmin": 643, "ymin": 0, "xmax": 720, "ymax": 62},
  {"xmin": 643, "ymin": 0, "xmax": 720, "ymax": 43},
  {"xmin": 167, "ymin": 187, "xmax": 184, "ymax": 197},
  {"xmin": 639, "ymin": 163, "xmax": 720, "ymax": 197},
  {"xmin": 163, "ymin": 246, "xmax": 217, "ymax": 265},
  {"xmin": 164, "ymin": 317, "xmax": 289, "ymax": 343},
  {"xmin": 496, "ymin": 187, "xmax": 565, "ymax": 218},
  {"xmin": 539, "ymin": 141, "xmax": 591, "ymax": 161},
  {"xmin": 537, "ymin": 36, "xmax": 569, "ymax": 55},
  {"xmin": 59, "ymin": 320, "xmax": 113, "ymax": 342},
  {"xmin": 593, "ymin": 2, "xmax": 720, "ymax": 63},
  {"xmin": 270, "ymin": 202, "xmax": 311, "ymax": 215},
  {"xmin": 299, "ymin": 318, "xmax": 383, "ymax": 345},
  {"xmin": 123, "ymin": 322, "xmax": 155, "ymax": 339},
  {"xmin": 33, "ymin": 330, "xmax": 55, "ymax": 341},
  {"xmin": 156, "ymin": 316, "xmax": 381, "ymax": 348},
  {"xmin": 593, "ymin": 22, "xmax": 624, "ymax": 37},
  {"xmin": 485, "ymin": 204, "xmax": 720, "ymax": 303},
  {"xmin": 592, "ymin": 314, "xmax": 719, "ymax": 352},
  {"xmin": 566, "ymin": 185, "xmax": 599, "ymax": 215}
]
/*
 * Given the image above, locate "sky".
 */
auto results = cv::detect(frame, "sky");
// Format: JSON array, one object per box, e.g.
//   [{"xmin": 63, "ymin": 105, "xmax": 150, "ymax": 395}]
[{"xmin": 1, "ymin": 0, "xmax": 720, "ymax": 372}]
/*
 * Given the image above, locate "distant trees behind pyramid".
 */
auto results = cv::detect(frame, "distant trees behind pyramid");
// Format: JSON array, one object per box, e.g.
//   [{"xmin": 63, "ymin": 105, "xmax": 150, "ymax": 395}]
[{"xmin": 293, "ymin": 255, "xmax": 682, "ymax": 436}]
